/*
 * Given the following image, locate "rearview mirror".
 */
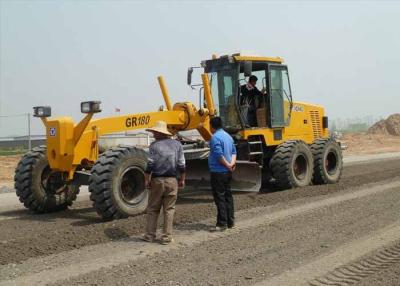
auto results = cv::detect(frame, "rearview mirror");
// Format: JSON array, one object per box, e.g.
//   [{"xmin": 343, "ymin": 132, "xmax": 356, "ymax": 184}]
[
  {"xmin": 187, "ymin": 68, "xmax": 193, "ymax": 85},
  {"xmin": 243, "ymin": 61, "xmax": 252, "ymax": 77}
]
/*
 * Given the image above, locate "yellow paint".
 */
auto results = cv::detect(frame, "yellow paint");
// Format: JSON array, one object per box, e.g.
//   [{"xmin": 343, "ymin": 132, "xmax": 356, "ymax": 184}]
[
  {"xmin": 43, "ymin": 117, "xmax": 75, "ymax": 172},
  {"xmin": 73, "ymin": 113, "xmax": 93, "ymax": 144},
  {"xmin": 41, "ymin": 89, "xmax": 327, "ymax": 176},
  {"xmin": 201, "ymin": 73, "xmax": 216, "ymax": 116},
  {"xmin": 42, "ymin": 101, "xmax": 213, "ymax": 173},
  {"xmin": 233, "ymin": 55, "xmax": 283, "ymax": 63},
  {"xmin": 39, "ymin": 58, "xmax": 329, "ymax": 180},
  {"xmin": 172, "ymin": 102, "xmax": 212, "ymax": 140},
  {"xmin": 157, "ymin": 76, "xmax": 172, "ymax": 111},
  {"xmin": 73, "ymin": 110, "xmax": 186, "ymax": 166},
  {"xmin": 241, "ymin": 102, "xmax": 328, "ymax": 145}
]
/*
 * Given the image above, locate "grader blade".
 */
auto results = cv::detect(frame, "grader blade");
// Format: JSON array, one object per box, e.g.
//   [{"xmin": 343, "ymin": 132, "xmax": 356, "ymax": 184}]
[{"xmin": 185, "ymin": 159, "xmax": 262, "ymax": 192}]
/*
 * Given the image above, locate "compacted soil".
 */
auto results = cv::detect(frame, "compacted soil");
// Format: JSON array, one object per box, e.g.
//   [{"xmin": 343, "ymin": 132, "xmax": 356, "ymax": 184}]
[{"xmin": 1, "ymin": 150, "xmax": 400, "ymax": 285}]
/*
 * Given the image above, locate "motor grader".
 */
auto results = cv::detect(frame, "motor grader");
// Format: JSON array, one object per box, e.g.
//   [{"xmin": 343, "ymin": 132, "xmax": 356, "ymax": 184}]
[{"xmin": 14, "ymin": 53, "xmax": 343, "ymax": 220}]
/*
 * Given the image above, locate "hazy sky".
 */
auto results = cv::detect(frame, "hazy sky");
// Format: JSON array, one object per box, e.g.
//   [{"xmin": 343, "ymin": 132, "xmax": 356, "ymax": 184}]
[{"xmin": 1, "ymin": 0, "xmax": 400, "ymax": 136}]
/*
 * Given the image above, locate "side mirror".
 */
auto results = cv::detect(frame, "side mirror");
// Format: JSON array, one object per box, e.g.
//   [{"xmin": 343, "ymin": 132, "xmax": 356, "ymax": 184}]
[
  {"xmin": 187, "ymin": 68, "xmax": 193, "ymax": 85},
  {"xmin": 243, "ymin": 61, "xmax": 252, "ymax": 77}
]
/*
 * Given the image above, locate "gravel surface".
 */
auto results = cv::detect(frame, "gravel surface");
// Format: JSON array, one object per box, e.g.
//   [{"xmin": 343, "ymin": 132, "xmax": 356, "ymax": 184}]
[
  {"xmin": 0, "ymin": 186, "xmax": 14, "ymax": 194},
  {"xmin": 53, "ymin": 184, "xmax": 400, "ymax": 285},
  {"xmin": 0, "ymin": 159, "xmax": 400, "ymax": 267},
  {"xmin": 1, "ymin": 158, "xmax": 400, "ymax": 286}
]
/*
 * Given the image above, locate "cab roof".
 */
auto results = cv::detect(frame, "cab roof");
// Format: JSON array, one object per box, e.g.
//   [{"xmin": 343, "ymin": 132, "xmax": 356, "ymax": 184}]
[
  {"xmin": 232, "ymin": 53, "xmax": 284, "ymax": 64},
  {"xmin": 207, "ymin": 53, "xmax": 284, "ymax": 64}
]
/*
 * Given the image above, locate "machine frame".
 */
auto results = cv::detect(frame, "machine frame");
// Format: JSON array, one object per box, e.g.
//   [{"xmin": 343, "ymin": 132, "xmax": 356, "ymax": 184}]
[{"xmin": 14, "ymin": 53, "xmax": 342, "ymax": 219}]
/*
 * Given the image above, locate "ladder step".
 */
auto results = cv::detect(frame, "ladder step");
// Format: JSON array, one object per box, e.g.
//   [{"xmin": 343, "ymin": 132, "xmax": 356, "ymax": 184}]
[{"xmin": 248, "ymin": 141, "xmax": 263, "ymax": 145}]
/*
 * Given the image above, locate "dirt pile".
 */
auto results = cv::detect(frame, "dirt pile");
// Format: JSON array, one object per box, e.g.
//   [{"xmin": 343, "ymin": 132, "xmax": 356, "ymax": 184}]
[
  {"xmin": 368, "ymin": 114, "xmax": 400, "ymax": 136},
  {"xmin": 342, "ymin": 133, "xmax": 400, "ymax": 155},
  {"xmin": 0, "ymin": 155, "xmax": 21, "ymax": 188}
]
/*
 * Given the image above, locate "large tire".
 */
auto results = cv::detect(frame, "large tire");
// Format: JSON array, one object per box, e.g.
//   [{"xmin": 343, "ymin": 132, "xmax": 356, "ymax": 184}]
[
  {"xmin": 14, "ymin": 146, "xmax": 79, "ymax": 213},
  {"xmin": 311, "ymin": 138, "xmax": 343, "ymax": 184},
  {"xmin": 270, "ymin": 140, "xmax": 314, "ymax": 189},
  {"xmin": 89, "ymin": 146, "xmax": 148, "ymax": 220}
]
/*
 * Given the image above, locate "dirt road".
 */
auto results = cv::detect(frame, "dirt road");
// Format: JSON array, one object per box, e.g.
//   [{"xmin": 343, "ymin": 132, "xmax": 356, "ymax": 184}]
[{"xmin": 1, "ymin": 154, "xmax": 400, "ymax": 285}]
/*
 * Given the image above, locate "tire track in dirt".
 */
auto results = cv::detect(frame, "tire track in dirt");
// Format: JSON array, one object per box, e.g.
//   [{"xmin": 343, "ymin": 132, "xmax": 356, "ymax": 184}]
[
  {"xmin": 310, "ymin": 243, "xmax": 400, "ymax": 286},
  {"xmin": 0, "ymin": 159, "xmax": 399, "ymax": 266},
  {"xmin": 256, "ymin": 223, "xmax": 400, "ymax": 286}
]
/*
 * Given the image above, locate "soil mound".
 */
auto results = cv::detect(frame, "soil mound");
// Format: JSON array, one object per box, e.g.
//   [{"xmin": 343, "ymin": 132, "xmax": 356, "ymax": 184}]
[{"xmin": 368, "ymin": 114, "xmax": 400, "ymax": 136}]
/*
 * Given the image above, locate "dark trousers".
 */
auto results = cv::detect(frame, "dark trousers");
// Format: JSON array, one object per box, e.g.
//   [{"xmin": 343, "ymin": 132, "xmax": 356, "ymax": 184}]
[
  {"xmin": 210, "ymin": 172, "xmax": 234, "ymax": 227},
  {"xmin": 247, "ymin": 108, "xmax": 257, "ymax": 127}
]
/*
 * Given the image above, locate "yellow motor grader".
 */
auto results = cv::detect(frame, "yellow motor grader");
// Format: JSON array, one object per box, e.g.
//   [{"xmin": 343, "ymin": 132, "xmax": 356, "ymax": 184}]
[{"xmin": 14, "ymin": 53, "xmax": 343, "ymax": 219}]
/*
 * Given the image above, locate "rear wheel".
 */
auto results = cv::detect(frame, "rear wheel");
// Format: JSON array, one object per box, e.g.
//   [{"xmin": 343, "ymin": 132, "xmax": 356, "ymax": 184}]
[
  {"xmin": 14, "ymin": 146, "xmax": 79, "ymax": 213},
  {"xmin": 311, "ymin": 138, "xmax": 343, "ymax": 184},
  {"xmin": 89, "ymin": 146, "xmax": 148, "ymax": 220},
  {"xmin": 270, "ymin": 140, "xmax": 314, "ymax": 189}
]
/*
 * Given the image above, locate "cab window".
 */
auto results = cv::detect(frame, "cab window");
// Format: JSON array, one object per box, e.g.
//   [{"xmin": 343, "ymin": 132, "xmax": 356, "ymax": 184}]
[
  {"xmin": 210, "ymin": 70, "xmax": 241, "ymax": 129},
  {"xmin": 269, "ymin": 66, "xmax": 292, "ymax": 127}
]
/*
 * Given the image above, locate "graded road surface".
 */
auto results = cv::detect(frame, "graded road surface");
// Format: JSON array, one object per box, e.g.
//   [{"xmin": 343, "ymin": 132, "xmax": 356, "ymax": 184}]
[{"xmin": 1, "ymin": 153, "xmax": 400, "ymax": 285}]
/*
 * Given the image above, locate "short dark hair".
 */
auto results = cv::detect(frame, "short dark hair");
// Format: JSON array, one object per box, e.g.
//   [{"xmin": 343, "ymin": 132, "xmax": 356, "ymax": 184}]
[
  {"xmin": 210, "ymin": 116, "xmax": 223, "ymax": 130},
  {"xmin": 249, "ymin": 75, "xmax": 258, "ymax": 82}
]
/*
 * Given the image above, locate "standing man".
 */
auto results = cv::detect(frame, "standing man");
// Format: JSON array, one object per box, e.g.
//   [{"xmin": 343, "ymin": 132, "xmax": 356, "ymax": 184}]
[
  {"xmin": 240, "ymin": 75, "xmax": 264, "ymax": 127},
  {"xmin": 208, "ymin": 117, "xmax": 237, "ymax": 231},
  {"xmin": 142, "ymin": 120, "xmax": 186, "ymax": 245}
]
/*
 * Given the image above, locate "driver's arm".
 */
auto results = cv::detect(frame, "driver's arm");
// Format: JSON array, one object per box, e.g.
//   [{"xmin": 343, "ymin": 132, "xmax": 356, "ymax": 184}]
[{"xmin": 261, "ymin": 87, "xmax": 267, "ymax": 94}]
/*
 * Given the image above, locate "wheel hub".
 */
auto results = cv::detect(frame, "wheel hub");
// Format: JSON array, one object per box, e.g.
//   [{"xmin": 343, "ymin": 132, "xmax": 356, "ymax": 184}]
[
  {"xmin": 326, "ymin": 151, "xmax": 338, "ymax": 175},
  {"xmin": 41, "ymin": 166, "xmax": 68, "ymax": 194},
  {"xmin": 119, "ymin": 166, "xmax": 145, "ymax": 205},
  {"xmin": 293, "ymin": 154, "xmax": 307, "ymax": 180}
]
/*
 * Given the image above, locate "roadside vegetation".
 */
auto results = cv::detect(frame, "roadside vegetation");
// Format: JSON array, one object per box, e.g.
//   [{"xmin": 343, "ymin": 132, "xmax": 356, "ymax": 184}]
[{"xmin": 0, "ymin": 147, "xmax": 28, "ymax": 156}]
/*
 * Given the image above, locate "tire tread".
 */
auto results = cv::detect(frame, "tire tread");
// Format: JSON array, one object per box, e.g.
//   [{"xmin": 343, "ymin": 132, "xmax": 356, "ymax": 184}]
[
  {"xmin": 89, "ymin": 146, "xmax": 148, "ymax": 220},
  {"xmin": 14, "ymin": 146, "xmax": 78, "ymax": 213}
]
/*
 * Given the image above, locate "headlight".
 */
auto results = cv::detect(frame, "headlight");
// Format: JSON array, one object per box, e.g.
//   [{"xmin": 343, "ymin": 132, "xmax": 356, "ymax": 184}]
[
  {"xmin": 81, "ymin": 101, "xmax": 101, "ymax": 114},
  {"xmin": 33, "ymin": 106, "xmax": 51, "ymax": 117}
]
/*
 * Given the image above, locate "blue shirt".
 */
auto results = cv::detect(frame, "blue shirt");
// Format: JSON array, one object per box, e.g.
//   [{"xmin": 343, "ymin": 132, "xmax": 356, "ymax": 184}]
[{"xmin": 208, "ymin": 129, "xmax": 237, "ymax": 173}]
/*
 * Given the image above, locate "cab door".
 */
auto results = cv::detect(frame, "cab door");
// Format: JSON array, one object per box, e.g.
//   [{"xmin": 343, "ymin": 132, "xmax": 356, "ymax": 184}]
[{"xmin": 268, "ymin": 64, "xmax": 293, "ymax": 128}]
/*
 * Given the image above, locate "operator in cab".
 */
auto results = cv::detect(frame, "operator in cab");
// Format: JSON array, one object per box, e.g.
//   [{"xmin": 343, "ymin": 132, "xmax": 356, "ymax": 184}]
[{"xmin": 240, "ymin": 75, "xmax": 265, "ymax": 127}]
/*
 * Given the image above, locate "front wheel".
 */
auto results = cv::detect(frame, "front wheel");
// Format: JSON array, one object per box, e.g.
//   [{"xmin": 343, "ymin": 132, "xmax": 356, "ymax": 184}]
[
  {"xmin": 14, "ymin": 146, "xmax": 79, "ymax": 213},
  {"xmin": 89, "ymin": 146, "xmax": 148, "ymax": 220}
]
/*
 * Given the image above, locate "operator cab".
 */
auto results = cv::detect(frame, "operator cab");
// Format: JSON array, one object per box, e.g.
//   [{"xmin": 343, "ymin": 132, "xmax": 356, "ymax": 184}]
[{"xmin": 200, "ymin": 53, "xmax": 293, "ymax": 133}]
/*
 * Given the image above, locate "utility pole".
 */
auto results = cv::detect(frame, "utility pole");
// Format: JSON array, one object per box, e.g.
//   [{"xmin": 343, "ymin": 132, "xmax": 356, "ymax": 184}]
[{"xmin": 27, "ymin": 113, "xmax": 31, "ymax": 150}]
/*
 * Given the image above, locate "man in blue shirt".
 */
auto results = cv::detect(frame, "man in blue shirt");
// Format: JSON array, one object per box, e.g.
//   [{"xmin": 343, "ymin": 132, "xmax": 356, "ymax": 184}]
[{"xmin": 208, "ymin": 117, "xmax": 237, "ymax": 231}]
